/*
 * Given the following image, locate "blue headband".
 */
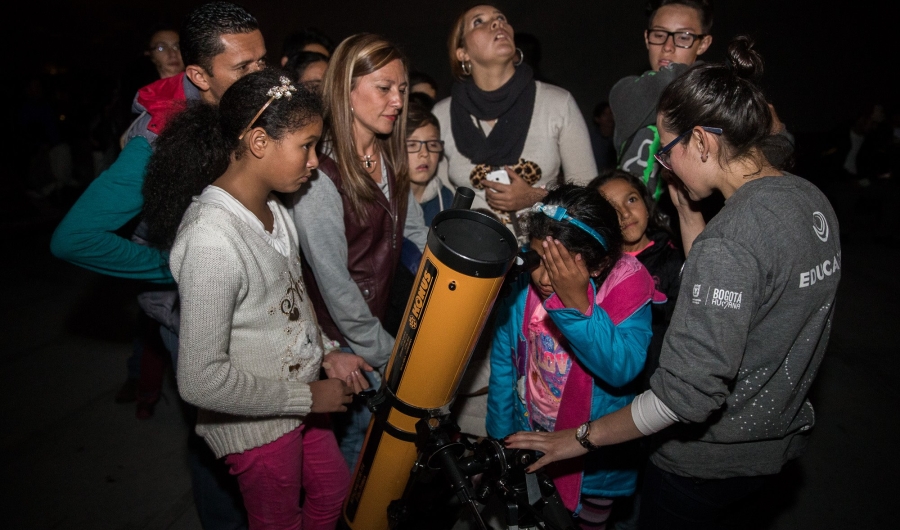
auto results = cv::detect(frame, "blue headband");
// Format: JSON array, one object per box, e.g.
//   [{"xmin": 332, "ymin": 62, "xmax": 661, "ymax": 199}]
[{"xmin": 531, "ymin": 202, "xmax": 608, "ymax": 250}]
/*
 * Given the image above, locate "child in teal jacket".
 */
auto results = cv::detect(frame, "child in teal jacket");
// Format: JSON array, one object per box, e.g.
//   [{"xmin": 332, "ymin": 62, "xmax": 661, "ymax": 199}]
[{"xmin": 486, "ymin": 184, "xmax": 664, "ymax": 525}]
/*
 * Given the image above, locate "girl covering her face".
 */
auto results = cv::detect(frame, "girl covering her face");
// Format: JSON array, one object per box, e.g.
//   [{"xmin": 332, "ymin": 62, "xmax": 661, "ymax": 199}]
[{"xmin": 487, "ymin": 183, "xmax": 663, "ymax": 527}]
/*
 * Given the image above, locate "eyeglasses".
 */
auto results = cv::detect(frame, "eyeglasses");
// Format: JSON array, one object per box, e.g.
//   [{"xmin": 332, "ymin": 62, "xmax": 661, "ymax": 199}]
[
  {"xmin": 406, "ymin": 139, "xmax": 444, "ymax": 153},
  {"xmin": 646, "ymin": 29, "xmax": 706, "ymax": 49},
  {"xmin": 654, "ymin": 126, "xmax": 722, "ymax": 171},
  {"xmin": 151, "ymin": 43, "xmax": 180, "ymax": 53}
]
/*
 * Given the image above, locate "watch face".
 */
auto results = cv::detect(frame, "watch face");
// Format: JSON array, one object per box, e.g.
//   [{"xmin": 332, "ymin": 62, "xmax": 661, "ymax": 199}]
[{"xmin": 576, "ymin": 424, "xmax": 587, "ymax": 439}]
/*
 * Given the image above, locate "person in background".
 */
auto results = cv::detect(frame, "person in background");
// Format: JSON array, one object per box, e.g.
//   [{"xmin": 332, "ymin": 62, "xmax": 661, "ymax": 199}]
[
  {"xmin": 146, "ymin": 28, "xmax": 184, "ymax": 79},
  {"xmin": 590, "ymin": 169, "xmax": 684, "ymax": 528},
  {"xmin": 409, "ymin": 70, "xmax": 439, "ymax": 106},
  {"xmin": 610, "ymin": 0, "xmax": 713, "ymax": 201},
  {"xmin": 591, "ymin": 170, "xmax": 683, "ymax": 391},
  {"xmin": 590, "ymin": 102, "xmax": 617, "ymax": 172},
  {"xmin": 285, "ymin": 50, "xmax": 329, "ymax": 91},
  {"xmin": 280, "ymin": 27, "xmax": 335, "ymax": 66},
  {"xmin": 287, "ymin": 33, "xmax": 428, "ymax": 470},
  {"xmin": 382, "ymin": 101, "xmax": 451, "ymax": 341},
  {"xmin": 433, "ymin": 1, "xmax": 598, "ymax": 446},
  {"xmin": 109, "ymin": 26, "xmax": 186, "ymax": 418},
  {"xmin": 507, "ymin": 36, "xmax": 840, "ymax": 530},
  {"xmin": 406, "ymin": 103, "xmax": 452, "ymax": 225}
]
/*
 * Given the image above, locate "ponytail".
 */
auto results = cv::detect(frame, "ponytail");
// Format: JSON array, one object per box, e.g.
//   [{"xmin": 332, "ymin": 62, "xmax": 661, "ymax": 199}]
[{"xmin": 658, "ymin": 35, "xmax": 792, "ymax": 171}]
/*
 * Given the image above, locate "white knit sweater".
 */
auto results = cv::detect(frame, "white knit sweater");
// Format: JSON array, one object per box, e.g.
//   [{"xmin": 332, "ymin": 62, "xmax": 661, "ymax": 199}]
[
  {"xmin": 433, "ymin": 81, "xmax": 598, "ymax": 212},
  {"xmin": 170, "ymin": 196, "xmax": 324, "ymax": 458}
]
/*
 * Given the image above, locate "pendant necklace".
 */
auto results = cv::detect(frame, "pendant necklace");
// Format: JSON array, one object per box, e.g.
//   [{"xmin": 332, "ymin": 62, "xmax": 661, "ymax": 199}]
[{"xmin": 361, "ymin": 153, "xmax": 378, "ymax": 170}]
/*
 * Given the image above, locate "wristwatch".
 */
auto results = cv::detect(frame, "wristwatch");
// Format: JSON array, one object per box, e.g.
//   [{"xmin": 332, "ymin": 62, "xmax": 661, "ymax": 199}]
[{"xmin": 575, "ymin": 421, "xmax": 601, "ymax": 451}]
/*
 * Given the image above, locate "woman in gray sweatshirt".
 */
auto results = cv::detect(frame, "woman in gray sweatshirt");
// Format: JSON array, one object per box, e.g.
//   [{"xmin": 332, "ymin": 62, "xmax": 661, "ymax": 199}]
[{"xmin": 506, "ymin": 36, "xmax": 840, "ymax": 529}]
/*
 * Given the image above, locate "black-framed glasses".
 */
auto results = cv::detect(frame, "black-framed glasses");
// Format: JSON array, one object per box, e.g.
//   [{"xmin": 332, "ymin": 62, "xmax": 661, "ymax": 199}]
[
  {"xmin": 646, "ymin": 29, "xmax": 706, "ymax": 49},
  {"xmin": 406, "ymin": 139, "xmax": 444, "ymax": 153},
  {"xmin": 654, "ymin": 126, "xmax": 722, "ymax": 171},
  {"xmin": 151, "ymin": 43, "xmax": 180, "ymax": 53}
]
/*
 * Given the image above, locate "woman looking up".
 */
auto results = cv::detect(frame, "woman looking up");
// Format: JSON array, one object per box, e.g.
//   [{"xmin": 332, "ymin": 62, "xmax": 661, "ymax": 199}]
[
  {"xmin": 287, "ymin": 34, "xmax": 428, "ymax": 470},
  {"xmin": 434, "ymin": 4, "xmax": 597, "ymax": 241},
  {"xmin": 506, "ymin": 36, "xmax": 840, "ymax": 529}
]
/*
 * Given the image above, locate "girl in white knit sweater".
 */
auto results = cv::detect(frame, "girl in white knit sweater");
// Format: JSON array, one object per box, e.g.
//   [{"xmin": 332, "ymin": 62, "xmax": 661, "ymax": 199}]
[{"xmin": 148, "ymin": 70, "xmax": 364, "ymax": 530}]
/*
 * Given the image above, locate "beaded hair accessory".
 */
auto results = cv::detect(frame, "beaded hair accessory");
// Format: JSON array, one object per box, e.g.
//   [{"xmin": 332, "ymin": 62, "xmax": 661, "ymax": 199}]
[
  {"xmin": 238, "ymin": 76, "xmax": 298, "ymax": 140},
  {"xmin": 531, "ymin": 202, "xmax": 609, "ymax": 251}
]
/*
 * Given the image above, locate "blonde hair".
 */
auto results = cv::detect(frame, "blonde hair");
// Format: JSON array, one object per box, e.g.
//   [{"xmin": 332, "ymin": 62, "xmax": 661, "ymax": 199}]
[{"xmin": 321, "ymin": 33, "xmax": 410, "ymax": 219}]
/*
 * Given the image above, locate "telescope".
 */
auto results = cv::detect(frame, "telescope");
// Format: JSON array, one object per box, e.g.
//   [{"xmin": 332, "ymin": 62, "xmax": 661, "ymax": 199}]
[{"xmin": 343, "ymin": 188, "xmax": 575, "ymax": 529}]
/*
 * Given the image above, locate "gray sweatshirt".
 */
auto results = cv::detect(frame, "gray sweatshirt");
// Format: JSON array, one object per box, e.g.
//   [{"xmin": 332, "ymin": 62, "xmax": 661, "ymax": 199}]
[{"xmin": 649, "ymin": 174, "xmax": 841, "ymax": 479}]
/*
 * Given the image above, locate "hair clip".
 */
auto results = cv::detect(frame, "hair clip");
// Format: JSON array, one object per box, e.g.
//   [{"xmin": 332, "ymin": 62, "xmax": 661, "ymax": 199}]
[
  {"xmin": 238, "ymin": 76, "xmax": 298, "ymax": 140},
  {"xmin": 532, "ymin": 202, "xmax": 608, "ymax": 250}
]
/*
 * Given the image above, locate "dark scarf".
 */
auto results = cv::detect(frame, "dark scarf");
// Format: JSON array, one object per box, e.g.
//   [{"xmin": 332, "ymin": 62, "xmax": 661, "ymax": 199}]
[{"xmin": 450, "ymin": 63, "xmax": 536, "ymax": 167}]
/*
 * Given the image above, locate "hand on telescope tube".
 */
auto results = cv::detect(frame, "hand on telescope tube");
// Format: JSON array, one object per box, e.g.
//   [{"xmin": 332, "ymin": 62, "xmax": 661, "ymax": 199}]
[
  {"xmin": 540, "ymin": 237, "xmax": 592, "ymax": 314},
  {"xmin": 322, "ymin": 351, "xmax": 374, "ymax": 394},
  {"xmin": 309, "ymin": 378, "xmax": 354, "ymax": 413}
]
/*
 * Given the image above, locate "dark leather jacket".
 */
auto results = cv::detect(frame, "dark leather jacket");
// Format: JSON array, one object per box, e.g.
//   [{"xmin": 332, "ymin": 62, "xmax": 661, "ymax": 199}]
[{"xmin": 301, "ymin": 153, "xmax": 407, "ymax": 345}]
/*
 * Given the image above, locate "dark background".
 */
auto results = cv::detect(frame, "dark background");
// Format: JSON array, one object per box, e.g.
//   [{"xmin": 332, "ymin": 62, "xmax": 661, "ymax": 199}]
[{"xmin": 15, "ymin": 0, "xmax": 893, "ymax": 133}]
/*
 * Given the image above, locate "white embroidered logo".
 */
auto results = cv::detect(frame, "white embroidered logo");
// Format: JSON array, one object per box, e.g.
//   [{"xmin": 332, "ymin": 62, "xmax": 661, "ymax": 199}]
[
  {"xmin": 813, "ymin": 212, "xmax": 829, "ymax": 242},
  {"xmin": 693, "ymin": 284, "xmax": 701, "ymax": 297},
  {"xmin": 711, "ymin": 288, "xmax": 742, "ymax": 309}
]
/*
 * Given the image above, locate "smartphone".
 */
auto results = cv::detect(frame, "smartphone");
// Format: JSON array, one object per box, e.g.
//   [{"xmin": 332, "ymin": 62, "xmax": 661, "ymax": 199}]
[{"xmin": 486, "ymin": 168, "xmax": 510, "ymax": 185}]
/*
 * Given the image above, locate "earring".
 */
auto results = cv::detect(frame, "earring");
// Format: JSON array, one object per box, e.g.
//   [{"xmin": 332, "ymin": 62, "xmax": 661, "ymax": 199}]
[
  {"xmin": 461, "ymin": 60, "xmax": 472, "ymax": 76},
  {"xmin": 515, "ymin": 48, "xmax": 524, "ymax": 66}
]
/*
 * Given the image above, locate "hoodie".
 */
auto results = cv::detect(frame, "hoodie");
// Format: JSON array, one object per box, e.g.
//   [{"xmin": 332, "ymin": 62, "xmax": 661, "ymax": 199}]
[{"xmin": 609, "ymin": 63, "xmax": 691, "ymax": 201}]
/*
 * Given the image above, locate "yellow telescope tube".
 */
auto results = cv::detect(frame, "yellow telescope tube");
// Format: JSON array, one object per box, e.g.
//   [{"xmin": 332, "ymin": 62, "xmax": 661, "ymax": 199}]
[{"xmin": 343, "ymin": 206, "xmax": 517, "ymax": 530}]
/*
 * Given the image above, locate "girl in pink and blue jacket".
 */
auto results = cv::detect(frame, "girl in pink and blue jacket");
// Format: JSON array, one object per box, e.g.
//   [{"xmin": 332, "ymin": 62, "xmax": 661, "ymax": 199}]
[{"xmin": 486, "ymin": 183, "xmax": 664, "ymax": 528}]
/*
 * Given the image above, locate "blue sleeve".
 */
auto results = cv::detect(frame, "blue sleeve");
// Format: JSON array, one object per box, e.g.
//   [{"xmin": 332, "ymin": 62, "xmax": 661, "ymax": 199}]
[
  {"xmin": 548, "ymin": 300, "xmax": 652, "ymax": 388},
  {"xmin": 50, "ymin": 137, "xmax": 173, "ymax": 284},
  {"xmin": 486, "ymin": 291, "xmax": 521, "ymax": 439}
]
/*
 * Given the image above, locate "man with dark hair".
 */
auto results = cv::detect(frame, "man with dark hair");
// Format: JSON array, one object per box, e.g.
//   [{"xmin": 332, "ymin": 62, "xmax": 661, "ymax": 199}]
[
  {"xmin": 52, "ymin": 0, "xmax": 265, "ymax": 275},
  {"xmin": 179, "ymin": 1, "xmax": 265, "ymax": 103},
  {"xmin": 50, "ymin": 2, "xmax": 266, "ymax": 528}
]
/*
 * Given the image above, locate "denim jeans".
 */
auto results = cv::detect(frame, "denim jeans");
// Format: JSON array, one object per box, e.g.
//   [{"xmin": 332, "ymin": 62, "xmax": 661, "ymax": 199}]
[
  {"xmin": 188, "ymin": 430, "xmax": 248, "ymax": 530},
  {"xmin": 638, "ymin": 462, "xmax": 770, "ymax": 530}
]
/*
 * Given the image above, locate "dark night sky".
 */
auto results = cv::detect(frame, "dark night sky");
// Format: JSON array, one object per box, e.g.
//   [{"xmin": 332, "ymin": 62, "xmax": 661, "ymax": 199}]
[{"xmin": 17, "ymin": 0, "xmax": 893, "ymax": 134}]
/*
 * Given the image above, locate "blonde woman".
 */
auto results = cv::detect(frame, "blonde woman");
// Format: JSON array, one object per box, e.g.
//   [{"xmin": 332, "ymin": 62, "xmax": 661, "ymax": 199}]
[{"xmin": 287, "ymin": 33, "xmax": 428, "ymax": 469}]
